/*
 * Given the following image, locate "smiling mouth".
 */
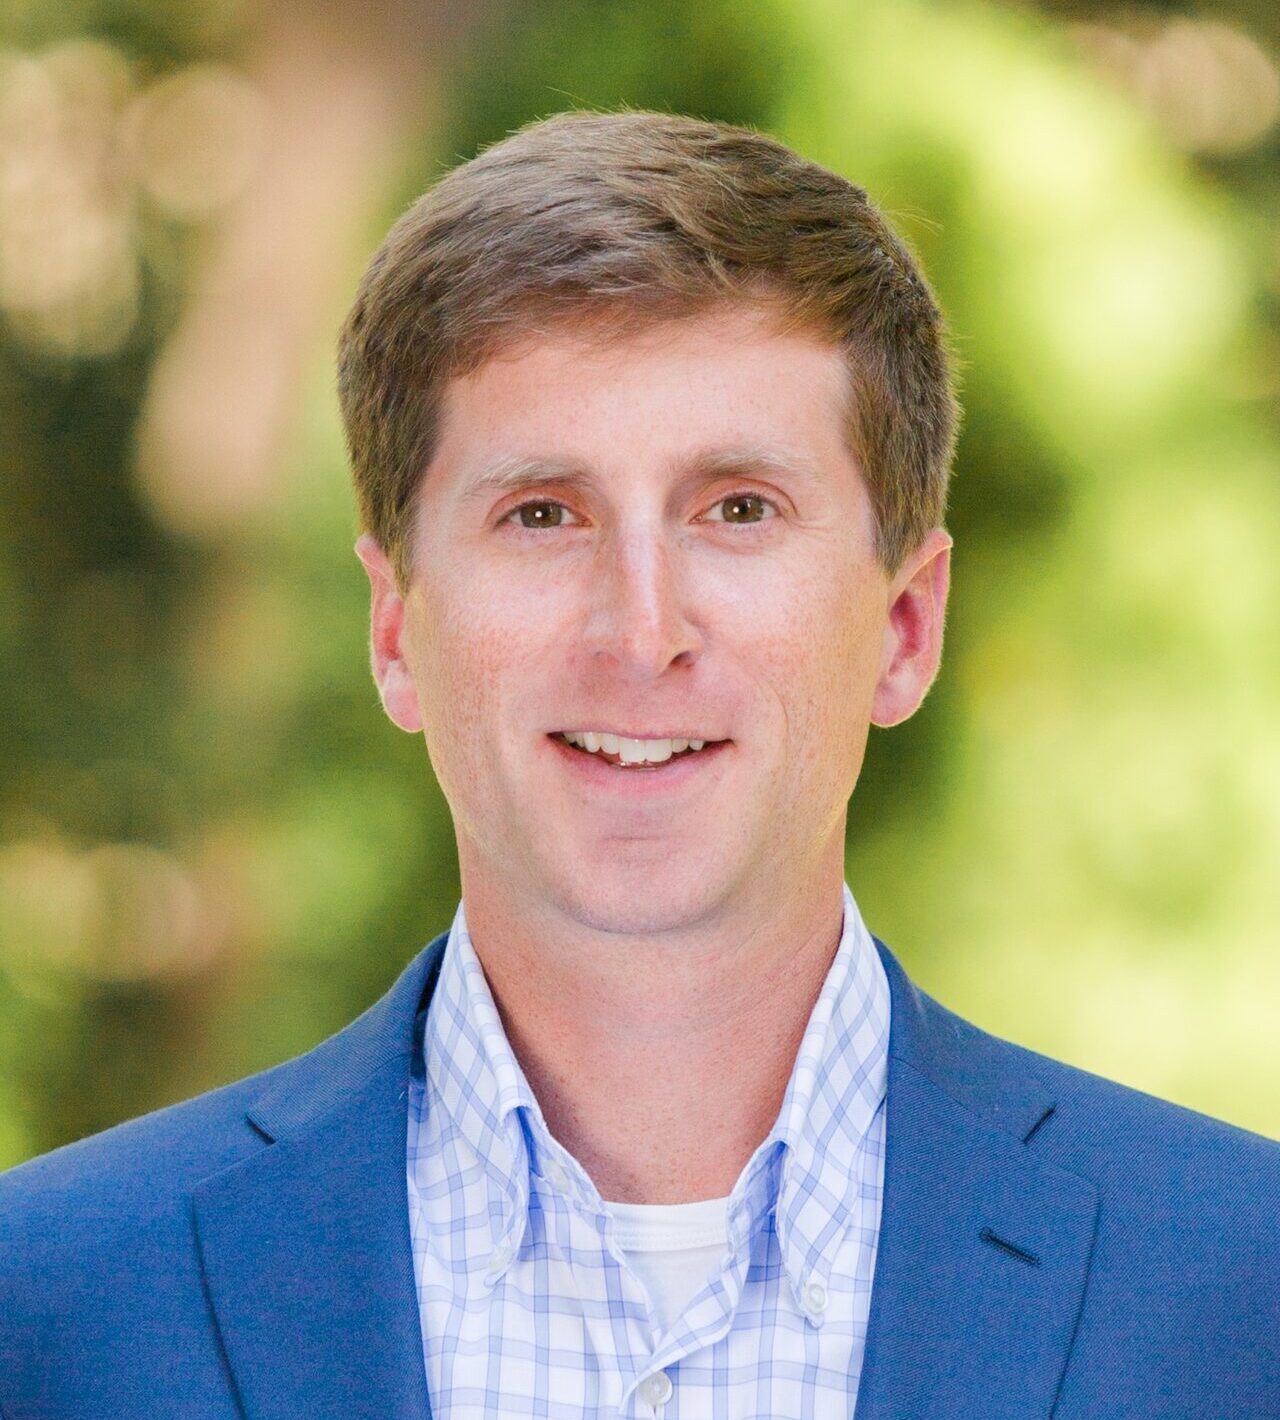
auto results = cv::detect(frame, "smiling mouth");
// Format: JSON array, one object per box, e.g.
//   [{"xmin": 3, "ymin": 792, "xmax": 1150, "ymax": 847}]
[{"xmin": 549, "ymin": 731, "xmax": 729, "ymax": 769}]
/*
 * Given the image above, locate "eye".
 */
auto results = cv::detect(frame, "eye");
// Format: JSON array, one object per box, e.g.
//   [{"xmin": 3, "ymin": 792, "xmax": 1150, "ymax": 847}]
[
  {"xmin": 501, "ymin": 499, "xmax": 581, "ymax": 531},
  {"xmin": 701, "ymin": 491, "xmax": 780, "ymax": 526},
  {"xmin": 499, "ymin": 490, "xmax": 781, "ymax": 532}
]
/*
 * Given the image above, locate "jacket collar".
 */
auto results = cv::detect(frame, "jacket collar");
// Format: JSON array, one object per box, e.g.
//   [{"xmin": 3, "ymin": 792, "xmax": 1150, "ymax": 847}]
[
  {"xmin": 855, "ymin": 936, "xmax": 1099, "ymax": 1419},
  {"xmin": 191, "ymin": 928, "xmax": 1097, "ymax": 1419},
  {"xmin": 191, "ymin": 932, "xmax": 447, "ymax": 1420}
]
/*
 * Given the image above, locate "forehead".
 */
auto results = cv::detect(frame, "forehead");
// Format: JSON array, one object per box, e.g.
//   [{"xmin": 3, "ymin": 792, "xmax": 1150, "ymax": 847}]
[{"xmin": 432, "ymin": 303, "xmax": 857, "ymax": 490}]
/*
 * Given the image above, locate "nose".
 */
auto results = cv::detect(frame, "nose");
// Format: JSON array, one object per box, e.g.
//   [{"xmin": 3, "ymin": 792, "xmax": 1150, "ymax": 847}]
[{"xmin": 580, "ymin": 524, "xmax": 703, "ymax": 676}]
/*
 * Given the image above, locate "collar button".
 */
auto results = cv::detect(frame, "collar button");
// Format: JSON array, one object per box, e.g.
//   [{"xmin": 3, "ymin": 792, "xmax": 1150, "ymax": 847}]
[
  {"xmin": 638, "ymin": 1370, "xmax": 673, "ymax": 1410},
  {"xmin": 803, "ymin": 1279, "xmax": 828, "ymax": 1318}
]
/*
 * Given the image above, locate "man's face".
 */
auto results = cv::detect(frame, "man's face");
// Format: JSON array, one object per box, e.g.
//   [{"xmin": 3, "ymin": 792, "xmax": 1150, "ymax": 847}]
[{"xmin": 359, "ymin": 302, "xmax": 950, "ymax": 937}]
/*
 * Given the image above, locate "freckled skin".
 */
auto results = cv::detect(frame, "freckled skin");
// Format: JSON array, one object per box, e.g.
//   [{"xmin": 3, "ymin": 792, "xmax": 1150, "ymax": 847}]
[{"xmin": 357, "ymin": 302, "xmax": 951, "ymax": 1202}]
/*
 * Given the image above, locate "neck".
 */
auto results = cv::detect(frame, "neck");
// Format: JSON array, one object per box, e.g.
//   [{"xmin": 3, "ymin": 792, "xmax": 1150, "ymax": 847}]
[{"xmin": 456, "ymin": 851, "xmax": 848, "ymax": 1205}]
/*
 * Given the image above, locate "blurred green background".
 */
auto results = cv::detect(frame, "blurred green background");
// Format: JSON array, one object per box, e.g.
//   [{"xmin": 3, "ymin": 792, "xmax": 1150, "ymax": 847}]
[{"xmin": 2, "ymin": 0, "xmax": 1278, "ymax": 1168}]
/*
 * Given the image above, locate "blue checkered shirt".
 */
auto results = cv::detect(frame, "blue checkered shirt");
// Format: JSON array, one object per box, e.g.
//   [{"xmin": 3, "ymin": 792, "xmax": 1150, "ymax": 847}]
[{"xmin": 406, "ymin": 881, "xmax": 891, "ymax": 1418}]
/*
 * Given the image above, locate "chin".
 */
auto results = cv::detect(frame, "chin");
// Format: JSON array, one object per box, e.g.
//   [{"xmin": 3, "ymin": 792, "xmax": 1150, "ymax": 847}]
[{"xmin": 545, "ymin": 857, "xmax": 723, "ymax": 936}]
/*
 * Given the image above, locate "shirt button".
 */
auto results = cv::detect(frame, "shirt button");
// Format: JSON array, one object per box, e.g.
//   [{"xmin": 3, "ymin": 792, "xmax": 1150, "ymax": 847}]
[
  {"xmin": 638, "ymin": 1370, "xmax": 673, "ymax": 1409},
  {"xmin": 804, "ymin": 1280, "xmax": 828, "ymax": 1315},
  {"xmin": 546, "ymin": 1160, "xmax": 570, "ymax": 1193}
]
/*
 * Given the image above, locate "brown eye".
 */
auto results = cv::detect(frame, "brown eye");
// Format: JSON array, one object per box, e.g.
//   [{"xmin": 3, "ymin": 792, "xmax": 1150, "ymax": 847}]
[
  {"xmin": 505, "ymin": 499, "xmax": 575, "ymax": 529},
  {"xmin": 708, "ymin": 492, "xmax": 778, "ymax": 525}
]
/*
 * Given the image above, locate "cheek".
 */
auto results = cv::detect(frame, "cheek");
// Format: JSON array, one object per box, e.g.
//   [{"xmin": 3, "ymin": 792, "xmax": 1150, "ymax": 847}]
[
  {"xmin": 750, "ymin": 569, "xmax": 879, "ymax": 757},
  {"xmin": 754, "ymin": 559, "xmax": 870, "ymax": 678},
  {"xmin": 412, "ymin": 582, "xmax": 549, "ymax": 741}
]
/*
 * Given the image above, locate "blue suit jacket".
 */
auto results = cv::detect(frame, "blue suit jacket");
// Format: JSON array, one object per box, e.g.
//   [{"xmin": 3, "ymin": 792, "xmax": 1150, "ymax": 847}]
[{"xmin": 2, "ymin": 931, "xmax": 1278, "ymax": 1418}]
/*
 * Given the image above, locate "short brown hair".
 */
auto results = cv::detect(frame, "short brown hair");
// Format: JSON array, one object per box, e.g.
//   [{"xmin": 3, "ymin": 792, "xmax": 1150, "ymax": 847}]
[{"xmin": 337, "ymin": 107, "xmax": 961, "ymax": 592}]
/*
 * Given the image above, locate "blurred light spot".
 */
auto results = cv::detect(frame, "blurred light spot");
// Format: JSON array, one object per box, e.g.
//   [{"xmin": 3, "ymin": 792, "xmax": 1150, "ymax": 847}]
[
  {"xmin": 122, "ymin": 65, "xmax": 267, "ymax": 221},
  {"xmin": 0, "ymin": 840, "xmax": 96, "ymax": 974},
  {"xmin": 1030, "ymin": 207, "xmax": 1244, "ymax": 407},
  {"xmin": 0, "ymin": 838, "xmax": 221, "ymax": 983},
  {"xmin": 1100, "ymin": 463, "xmax": 1280, "ymax": 655},
  {"xmin": 946, "ymin": 32, "xmax": 1247, "ymax": 412},
  {"xmin": 974, "ymin": 68, "xmax": 1122, "ymax": 218},
  {"xmin": 84, "ymin": 842, "xmax": 210, "ymax": 980},
  {"xmin": 135, "ymin": 312, "xmax": 292, "ymax": 532},
  {"xmin": 1072, "ymin": 19, "xmax": 1280, "ymax": 156},
  {"xmin": 0, "ymin": 40, "xmax": 139, "ymax": 357}
]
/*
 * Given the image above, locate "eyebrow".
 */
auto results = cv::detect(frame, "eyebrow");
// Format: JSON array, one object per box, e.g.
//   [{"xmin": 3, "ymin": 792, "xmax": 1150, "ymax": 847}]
[{"xmin": 456, "ymin": 442, "xmax": 826, "ymax": 506}]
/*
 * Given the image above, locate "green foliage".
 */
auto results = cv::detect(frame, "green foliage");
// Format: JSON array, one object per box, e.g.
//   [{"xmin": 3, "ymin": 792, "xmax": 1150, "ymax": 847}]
[
  {"xmin": 774, "ymin": 0, "xmax": 1280, "ymax": 1132},
  {"xmin": 2, "ymin": 0, "xmax": 1278, "ymax": 1169}
]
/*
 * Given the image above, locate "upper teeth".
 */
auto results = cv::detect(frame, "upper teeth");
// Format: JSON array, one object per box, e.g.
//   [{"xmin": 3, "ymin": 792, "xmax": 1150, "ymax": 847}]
[{"xmin": 561, "ymin": 731, "xmax": 708, "ymax": 763}]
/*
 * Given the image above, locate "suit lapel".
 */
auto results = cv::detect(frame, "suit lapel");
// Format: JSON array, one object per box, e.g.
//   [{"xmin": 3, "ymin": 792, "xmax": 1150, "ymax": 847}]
[
  {"xmin": 189, "ymin": 922, "xmax": 1098, "ymax": 1419},
  {"xmin": 192, "ymin": 934, "xmax": 448, "ymax": 1420},
  {"xmin": 856, "ymin": 939, "xmax": 1099, "ymax": 1419}
]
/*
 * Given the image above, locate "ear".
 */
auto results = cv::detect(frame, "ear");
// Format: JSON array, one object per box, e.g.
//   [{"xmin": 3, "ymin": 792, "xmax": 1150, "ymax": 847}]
[
  {"xmin": 354, "ymin": 534, "xmax": 424, "ymax": 733},
  {"xmin": 871, "ymin": 527, "xmax": 953, "ymax": 729}
]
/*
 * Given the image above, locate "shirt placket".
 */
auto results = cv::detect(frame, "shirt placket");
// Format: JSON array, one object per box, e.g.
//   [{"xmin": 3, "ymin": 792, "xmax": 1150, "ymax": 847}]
[
  {"xmin": 525, "ymin": 1174, "xmax": 649, "ymax": 1413},
  {"xmin": 614, "ymin": 1153, "xmax": 780, "ymax": 1418}
]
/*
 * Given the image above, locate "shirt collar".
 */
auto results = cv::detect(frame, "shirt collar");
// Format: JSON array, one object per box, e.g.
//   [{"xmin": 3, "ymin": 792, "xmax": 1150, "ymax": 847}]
[
  {"xmin": 762, "ymin": 880, "xmax": 891, "ymax": 1307},
  {"xmin": 422, "ymin": 896, "xmax": 541, "ymax": 1271},
  {"xmin": 422, "ymin": 881, "xmax": 891, "ymax": 1299}
]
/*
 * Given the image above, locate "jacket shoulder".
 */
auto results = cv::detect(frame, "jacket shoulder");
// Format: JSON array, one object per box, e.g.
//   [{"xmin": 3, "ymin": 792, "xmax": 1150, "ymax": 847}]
[
  {"xmin": 0, "ymin": 934, "xmax": 445, "ymax": 1417},
  {"xmin": 883, "ymin": 940, "xmax": 1280, "ymax": 1180},
  {"xmin": 0, "ymin": 1062, "xmax": 288, "ymax": 1416},
  {"xmin": 901, "ymin": 972, "xmax": 1280, "ymax": 1377},
  {"xmin": 0, "ymin": 1060, "xmax": 285, "ymax": 1308},
  {"xmin": 908, "ymin": 981, "xmax": 1280, "ymax": 1278},
  {"xmin": 955, "ymin": 999, "xmax": 1279, "ymax": 1172},
  {"xmin": 0, "ymin": 933, "xmax": 444, "ymax": 1226}
]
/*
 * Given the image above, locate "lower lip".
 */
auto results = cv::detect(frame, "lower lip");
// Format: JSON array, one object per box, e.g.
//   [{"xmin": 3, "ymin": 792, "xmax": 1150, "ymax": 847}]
[{"xmin": 546, "ymin": 734, "xmax": 732, "ymax": 795}]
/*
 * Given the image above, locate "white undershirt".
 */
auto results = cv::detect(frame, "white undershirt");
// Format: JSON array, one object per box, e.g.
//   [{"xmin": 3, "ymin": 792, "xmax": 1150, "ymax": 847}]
[{"xmin": 603, "ymin": 1194, "xmax": 733, "ymax": 1338}]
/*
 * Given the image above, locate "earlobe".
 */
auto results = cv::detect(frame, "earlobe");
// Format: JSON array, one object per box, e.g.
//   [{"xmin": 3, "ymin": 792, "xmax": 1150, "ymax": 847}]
[
  {"xmin": 870, "ymin": 529, "xmax": 952, "ymax": 729},
  {"xmin": 379, "ymin": 661, "xmax": 426, "ymax": 734},
  {"xmin": 354, "ymin": 534, "xmax": 424, "ymax": 734}
]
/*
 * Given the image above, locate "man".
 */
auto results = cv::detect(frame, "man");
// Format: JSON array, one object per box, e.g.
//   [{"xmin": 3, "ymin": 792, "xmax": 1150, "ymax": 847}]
[{"xmin": 1, "ymin": 109, "xmax": 1277, "ymax": 1419}]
